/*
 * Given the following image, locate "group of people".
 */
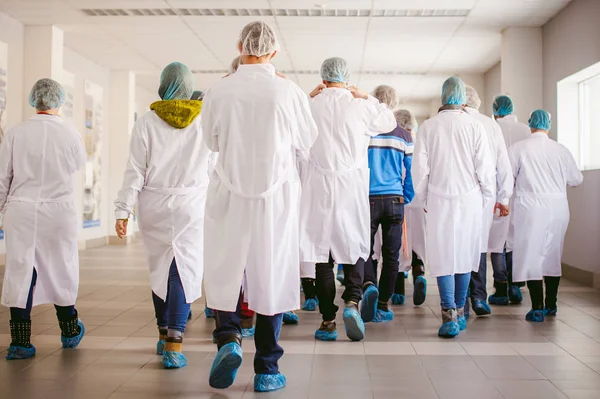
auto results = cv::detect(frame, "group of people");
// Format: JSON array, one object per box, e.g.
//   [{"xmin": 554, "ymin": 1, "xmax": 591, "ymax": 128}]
[{"xmin": 0, "ymin": 20, "xmax": 584, "ymax": 394}]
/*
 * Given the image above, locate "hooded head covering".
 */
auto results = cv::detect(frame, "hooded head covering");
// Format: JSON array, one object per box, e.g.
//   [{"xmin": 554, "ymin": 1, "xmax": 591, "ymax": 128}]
[{"xmin": 158, "ymin": 62, "xmax": 194, "ymax": 101}]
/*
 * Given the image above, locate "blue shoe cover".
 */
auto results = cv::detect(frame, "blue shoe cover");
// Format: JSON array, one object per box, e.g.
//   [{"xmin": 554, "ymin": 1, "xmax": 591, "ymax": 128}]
[
  {"xmin": 302, "ymin": 298, "xmax": 318, "ymax": 311},
  {"xmin": 544, "ymin": 308, "xmax": 557, "ymax": 317},
  {"xmin": 336, "ymin": 271, "xmax": 345, "ymax": 285},
  {"xmin": 458, "ymin": 316, "xmax": 467, "ymax": 331},
  {"xmin": 343, "ymin": 307, "xmax": 365, "ymax": 342},
  {"xmin": 162, "ymin": 351, "xmax": 187, "ymax": 369},
  {"xmin": 205, "ymin": 307, "xmax": 215, "ymax": 319},
  {"xmin": 282, "ymin": 311, "xmax": 299, "ymax": 325},
  {"xmin": 391, "ymin": 293, "xmax": 405, "ymax": 305},
  {"xmin": 413, "ymin": 276, "xmax": 427, "ymax": 306},
  {"xmin": 404, "ymin": 271, "xmax": 409, "ymax": 278},
  {"xmin": 209, "ymin": 342, "xmax": 243, "ymax": 389},
  {"xmin": 488, "ymin": 294, "xmax": 509, "ymax": 306},
  {"xmin": 473, "ymin": 300, "xmax": 492, "ymax": 316},
  {"xmin": 254, "ymin": 373, "xmax": 287, "ymax": 392},
  {"xmin": 6, "ymin": 344, "xmax": 36, "ymax": 360},
  {"xmin": 509, "ymin": 286, "xmax": 523, "ymax": 304},
  {"xmin": 156, "ymin": 339, "xmax": 165, "ymax": 355},
  {"xmin": 372, "ymin": 309, "xmax": 394, "ymax": 323},
  {"xmin": 360, "ymin": 285, "xmax": 379, "ymax": 322},
  {"xmin": 438, "ymin": 322, "xmax": 460, "ymax": 338},
  {"xmin": 62, "ymin": 321, "xmax": 85, "ymax": 349},
  {"xmin": 526, "ymin": 309, "xmax": 545, "ymax": 322},
  {"xmin": 314, "ymin": 328, "xmax": 337, "ymax": 341},
  {"xmin": 242, "ymin": 326, "xmax": 256, "ymax": 338}
]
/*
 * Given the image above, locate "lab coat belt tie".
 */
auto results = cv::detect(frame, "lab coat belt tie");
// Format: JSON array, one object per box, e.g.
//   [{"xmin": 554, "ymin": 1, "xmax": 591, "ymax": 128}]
[
  {"xmin": 516, "ymin": 192, "xmax": 566, "ymax": 199},
  {"xmin": 142, "ymin": 186, "xmax": 202, "ymax": 196},
  {"xmin": 309, "ymin": 158, "xmax": 364, "ymax": 177},
  {"xmin": 7, "ymin": 195, "xmax": 71, "ymax": 203},
  {"xmin": 214, "ymin": 162, "xmax": 291, "ymax": 200}
]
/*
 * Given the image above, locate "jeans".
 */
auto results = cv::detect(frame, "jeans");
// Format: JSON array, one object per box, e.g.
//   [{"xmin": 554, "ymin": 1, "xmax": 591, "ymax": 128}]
[
  {"xmin": 470, "ymin": 253, "xmax": 508, "ymax": 301},
  {"xmin": 316, "ymin": 254, "xmax": 364, "ymax": 321},
  {"xmin": 437, "ymin": 273, "xmax": 471, "ymax": 310},
  {"xmin": 363, "ymin": 195, "xmax": 405, "ymax": 304},
  {"xmin": 214, "ymin": 290, "xmax": 284, "ymax": 375},
  {"xmin": 10, "ymin": 268, "xmax": 76, "ymax": 322},
  {"xmin": 151, "ymin": 258, "xmax": 191, "ymax": 333}
]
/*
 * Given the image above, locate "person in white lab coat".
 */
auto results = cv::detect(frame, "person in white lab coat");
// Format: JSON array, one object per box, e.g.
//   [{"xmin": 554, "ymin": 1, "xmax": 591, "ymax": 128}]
[
  {"xmin": 488, "ymin": 95, "xmax": 532, "ymax": 304},
  {"xmin": 392, "ymin": 109, "xmax": 428, "ymax": 307},
  {"xmin": 0, "ymin": 79, "xmax": 86, "ymax": 360},
  {"xmin": 300, "ymin": 57, "xmax": 396, "ymax": 342},
  {"xmin": 509, "ymin": 110, "xmax": 583, "ymax": 322},
  {"xmin": 463, "ymin": 87, "xmax": 513, "ymax": 318},
  {"xmin": 114, "ymin": 62, "xmax": 211, "ymax": 370},
  {"xmin": 412, "ymin": 77, "xmax": 495, "ymax": 338},
  {"xmin": 202, "ymin": 22, "xmax": 318, "ymax": 393}
]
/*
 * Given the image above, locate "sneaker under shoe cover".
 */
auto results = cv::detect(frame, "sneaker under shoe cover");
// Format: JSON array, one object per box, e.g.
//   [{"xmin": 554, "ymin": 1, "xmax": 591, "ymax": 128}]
[
  {"xmin": 61, "ymin": 320, "xmax": 85, "ymax": 349},
  {"xmin": 526, "ymin": 309, "xmax": 545, "ymax": 323},
  {"xmin": 472, "ymin": 300, "xmax": 492, "ymax": 316},
  {"xmin": 413, "ymin": 275, "xmax": 427, "ymax": 306},
  {"xmin": 6, "ymin": 344, "xmax": 36, "ymax": 360},
  {"xmin": 544, "ymin": 307, "xmax": 558, "ymax": 317},
  {"xmin": 315, "ymin": 321, "xmax": 337, "ymax": 341},
  {"xmin": 509, "ymin": 286, "xmax": 523, "ymax": 304},
  {"xmin": 360, "ymin": 285, "xmax": 379, "ymax": 322},
  {"xmin": 254, "ymin": 373, "xmax": 287, "ymax": 392},
  {"xmin": 391, "ymin": 293, "xmax": 405, "ymax": 305},
  {"xmin": 488, "ymin": 294, "xmax": 510, "ymax": 306},
  {"xmin": 205, "ymin": 307, "xmax": 215, "ymax": 319},
  {"xmin": 372, "ymin": 308, "xmax": 394, "ymax": 323},
  {"xmin": 438, "ymin": 309, "xmax": 460, "ymax": 338},
  {"xmin": 457, "ymin": 308, "xmax": 467, "ymax": 331},
  {"xmin": 282, "ymin": 311, "xmax": 299, "ymax": 325},
  {"xmin": 209, "ymin": 342, "xmax": 243, "ymax": 389},
  {"xmin": 242, "ymin": 326, "xmax": 256, "ymax": 338},
  {"xmin": 301, "ymin": 298, "xmax": 318, "ymax": 311},
  {"xmin": 343, "ymin": 306, "xmax": 365, "ymax": 342}
]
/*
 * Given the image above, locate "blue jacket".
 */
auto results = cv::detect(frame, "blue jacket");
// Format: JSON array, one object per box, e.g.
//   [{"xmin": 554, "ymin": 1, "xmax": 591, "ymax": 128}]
[{"xmin": 368, "ymin": 124, "xmax": 415, "ymax": 202}]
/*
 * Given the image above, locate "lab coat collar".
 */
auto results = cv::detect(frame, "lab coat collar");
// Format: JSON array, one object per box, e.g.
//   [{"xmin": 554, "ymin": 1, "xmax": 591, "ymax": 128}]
[
  {"xmin": 321, "ymin": 87, "xmax": 353, "ymax": 98},
  {"xmin": 503, "ymin": 114, "xmax": 519, "ymax": 123},
  {"xmin": 438, "ymin": 104, "xmax": 465, "ymax": 113},
  {"xmin": 464, "ymin": 107, "xmax": 480, "ymax": 116},
  {"xmin": 236, "ymin": 63, "xmax": 276, "ymax": 76},
  {"xmin": 30, "ymin": 114, "xmax": 62, "ymax": 121},
  {"xmin": 531, "ymin": 132, "xmax": 548, "ymax": 138}
]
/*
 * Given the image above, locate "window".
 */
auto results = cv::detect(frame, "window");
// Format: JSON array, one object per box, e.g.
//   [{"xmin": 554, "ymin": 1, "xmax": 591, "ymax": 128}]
[{"xmin": 557, "ymin": 62, "xmax": 600, "ymax": 171}]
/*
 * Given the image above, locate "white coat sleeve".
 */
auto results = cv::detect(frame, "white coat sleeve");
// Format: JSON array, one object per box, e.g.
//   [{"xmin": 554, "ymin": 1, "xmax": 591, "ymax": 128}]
[
  {"xmin": 0, "ymin": 129, "xmax": 14, "ymax": 213},
  {"xmin": 473, "ymin": 123, "xmax": 495, "ymax": 207},
  {"xmin": 493, "ymin": 125, "xmax": 514, "ymax": 205},
  {"xmin": 67, "ymin": 129, "xmax": 87, "ymax": 174},
  {"xmin": 114, "ymin": 119, "xmax": 147, "ymax": 220},
  {"xmin": 201, "ymin": 90, "xmax": 219, "ymax": 152},
  {"xmin": 291, "ymin": 85, "xmax": 319, "ymax": 162},
  {"xmin": 563, "ymin": 146, "xmax": 584, "ymax": 187},
  {"xmin": 362, "ymin": 95, "xmax": 397, "ymax": 136},
  {"xmin": 412, "ymin": 128, "xmax": 429, "ymax": 208}
]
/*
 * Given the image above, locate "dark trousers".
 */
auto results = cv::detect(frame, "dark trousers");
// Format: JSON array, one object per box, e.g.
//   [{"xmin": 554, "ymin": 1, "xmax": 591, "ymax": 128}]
[
  {"xmin": 301, "ymin": 278, "xmax": 317, "ymax": 300},
  {"xmin": 470, "ymin": 253, "xmax": 509, "ymax": 301},
  {"xmin": 10, "ymin": 268, "xmax": 76, "ymax": 322},
  {"xmin": 214, "ymin": 291, "xmax": 283, "ymax": 375},
  {"xmin": 394, "ymin": 252, "xmax": 425, "ymax": 295},
  {"xmin": 316, "ymin": 254, "xmax": 364, "ymax": 321},
  {"xmin": 527, "ymin": 277, "xmax": 560, "ymax": 310},
  {"xmin": 151, "ymin": 258, "xmax": 190, "ymax": 333},
  {"xmin": 363, "ymin": 195, "xmax": 405, "ymax": 303}
]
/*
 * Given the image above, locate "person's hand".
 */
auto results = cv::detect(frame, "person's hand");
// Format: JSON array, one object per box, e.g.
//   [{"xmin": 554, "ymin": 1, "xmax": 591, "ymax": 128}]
[
  {"xmin": 347, "ymin": 86, "xmax": 369, "ymax": 99},
  {"xmin": 494, "ymin": 202, "xmax": 510, "ymax": 217},
  {"xmin": 222, "ymin": 73, "xmax": 230, "ymax": 78},
  {"xmin": 275, "ymin": 71, "xmax": 287, "ymax": 79},
  {"xmin": 310, "ymin": 84, "xmax": 326, "ymax": 98},
  {"xmin": 115, "ymin": 219, "xmax": 128, "ymax": 239}
]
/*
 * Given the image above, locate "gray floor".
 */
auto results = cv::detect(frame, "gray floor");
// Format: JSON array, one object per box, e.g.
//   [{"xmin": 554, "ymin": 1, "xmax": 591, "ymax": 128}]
[{"xmin": 1, "ymin": 242, "xmax": 600, "ymax": 399}]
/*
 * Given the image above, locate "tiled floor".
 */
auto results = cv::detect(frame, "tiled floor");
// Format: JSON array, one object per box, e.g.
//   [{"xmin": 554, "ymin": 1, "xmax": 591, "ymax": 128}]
[{"xmin": 1, "ymin": 242, "xmax": 600, "ymax": 398}]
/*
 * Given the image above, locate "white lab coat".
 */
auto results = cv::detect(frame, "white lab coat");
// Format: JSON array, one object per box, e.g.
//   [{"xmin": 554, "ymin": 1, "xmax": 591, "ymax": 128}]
[
  {"xmin": 202, "ymin": 64, "xmax": 318, "ymax": 315},
  {"xmin": 509, "ymin": 133, "xmax": 583, "ymax": 281},
  {"xmin": 299, "ymin": 89, "xmax": 396, "ymax": 264},
  {"xmin": 400, "ymin": 203, "xmax": 427, "ymax": 270},
  {"xmin": 115, "ymin": 111, "xmax": 211, "ymax": 303},
  {"xmin": 464, "ymin": 107, "xmax": 513, "ymax": 253},
  {"xmin": 488, "ymin": 115, "xmax": 531, "ymax": 252},
  {"xmin": 0, "ymin": 115, "xmax": 86, "ymax": 308},
  {"xmin": 412, "ymin": 109, "xmax": 495, "ymax": 277}
]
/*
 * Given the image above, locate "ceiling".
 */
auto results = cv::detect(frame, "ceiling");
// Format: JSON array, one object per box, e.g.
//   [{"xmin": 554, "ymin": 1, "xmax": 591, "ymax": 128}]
[{"xmin": 2, "ymin": 0, "xmax": 571, "ymax": 112}]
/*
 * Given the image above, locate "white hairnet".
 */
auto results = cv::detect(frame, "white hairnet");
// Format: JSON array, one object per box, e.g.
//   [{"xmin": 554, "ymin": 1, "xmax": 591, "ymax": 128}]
[
  {"xmin": 28, "ymin": 78, "xmax": 65, "ymax": 111},
  {"xmin": 238, "ymin": 21, "xmax": 280, "ymax": 57},
  {"xmin": 394, "ymin": 109, "xmax": 416, "ymax": 132},
  {"xmin": 465, "ymin": 85, "xmax": 481, "ymax": 110},
  {"xmin": 229, "ymin": 56, "xmax": 241, "ymax": 74},
  {"xmin": 320, "ymin": 57, "xmax": 350, "ymax": 83},
  {"xmin": 372, "ymin": 85, "xmax": 398, "ymax": 109}
]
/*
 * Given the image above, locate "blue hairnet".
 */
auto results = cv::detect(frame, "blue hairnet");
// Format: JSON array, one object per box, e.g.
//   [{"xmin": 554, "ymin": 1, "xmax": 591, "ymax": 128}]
[
  {"xmin": 528, "ymin": 109, "xmax": 551, "ymax": 131},
  {"xmin": 493, "ymin": 95, "xmax": 514, "ymax": 117},
  {"xmin": 320, "ymin": 57, "xmax": 350, "ymax": 83},
  {"xmin": 158, "ymin": 62, "xmax": 194, "ymax": 101},
  {"xmin": 28, "ymin": 78, "xmax": 65, "ymax": 111},
  {"xmin": 441, "ymin": 77, "xmax": 466, "ymax": 106}
]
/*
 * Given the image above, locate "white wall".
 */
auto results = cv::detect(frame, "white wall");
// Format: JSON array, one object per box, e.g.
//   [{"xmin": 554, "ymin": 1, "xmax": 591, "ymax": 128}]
[
  {"xmin": 484, "ymin": 62, "xmax": 501, "ymax": 117},
  {"xmin": 543, "ymin": 0, "xmax": 600, "ymax": 274},
  {"xmin": 135, "ymin": 85, "xmax": 158, "ymax": 117},
  {"xmin": 0, "ymin": 12, "xmax": 24, "ymax": 129}
]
